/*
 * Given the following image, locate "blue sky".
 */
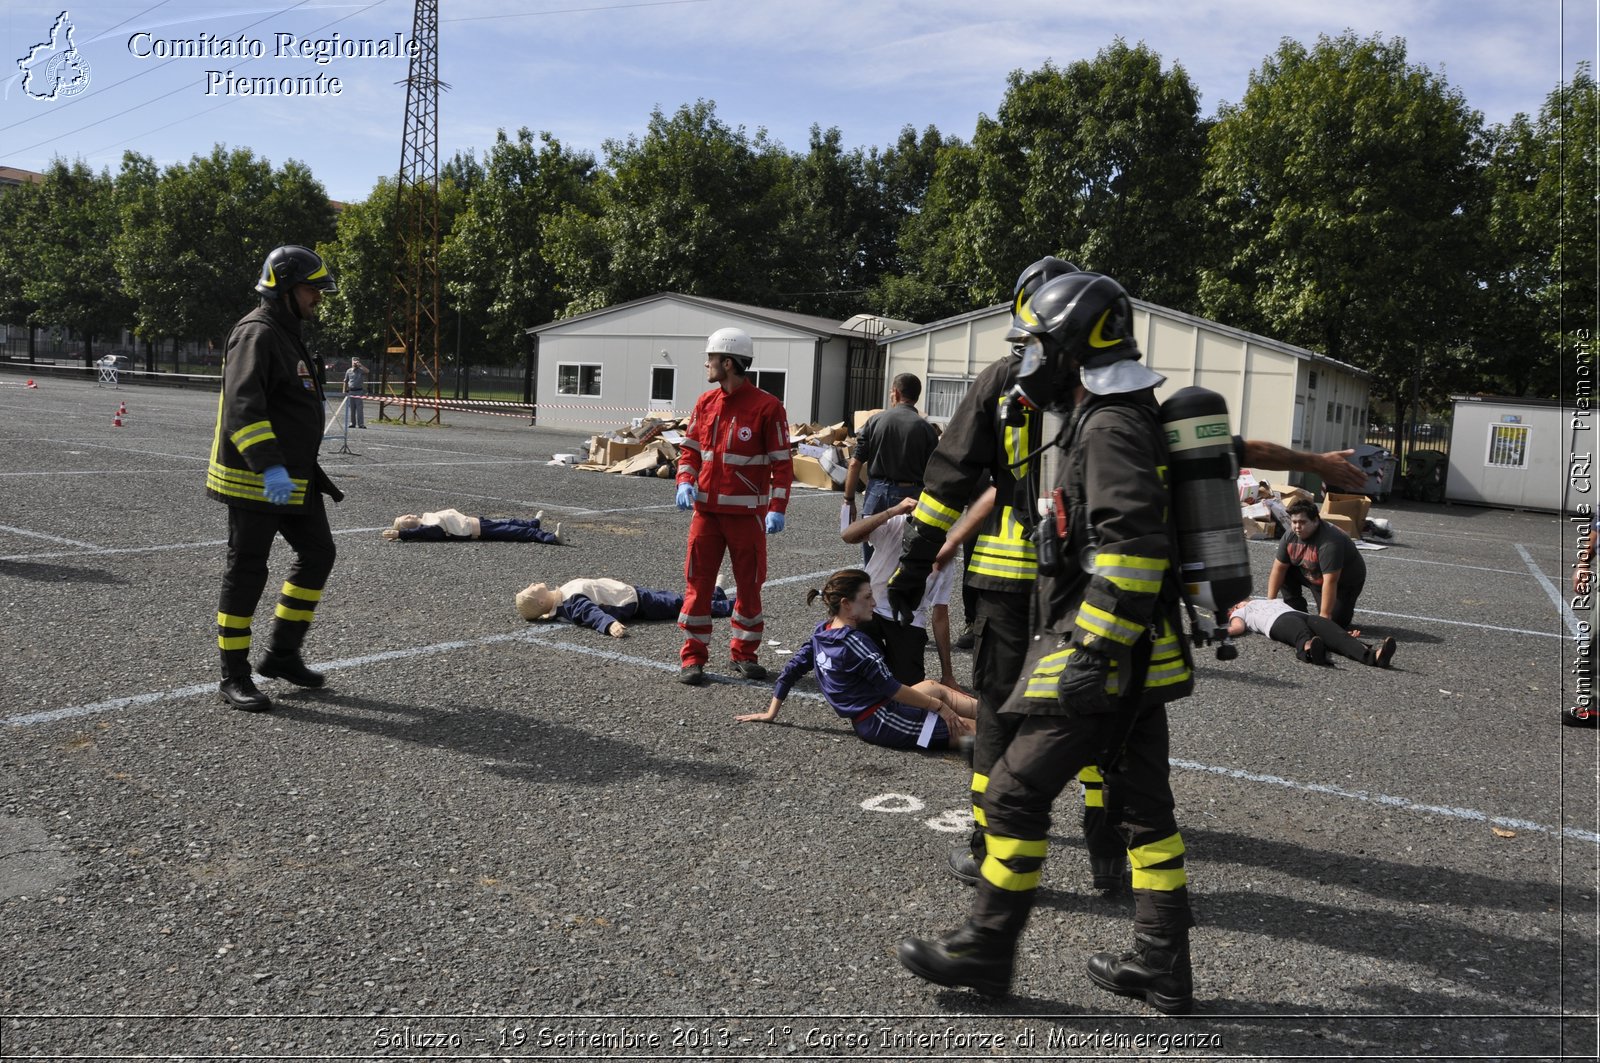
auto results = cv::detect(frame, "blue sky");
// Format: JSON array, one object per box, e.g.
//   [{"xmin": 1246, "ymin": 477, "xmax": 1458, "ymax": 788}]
[{"xmin": 3, "ymin": 0, "xmax": 1594, "ymax": 203}]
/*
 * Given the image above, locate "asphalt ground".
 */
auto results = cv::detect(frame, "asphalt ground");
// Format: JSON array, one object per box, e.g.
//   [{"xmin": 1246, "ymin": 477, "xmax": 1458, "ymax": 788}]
[{"xmin": 0, "ymin": 370, "xmax": 1596, "ymax": 1062}]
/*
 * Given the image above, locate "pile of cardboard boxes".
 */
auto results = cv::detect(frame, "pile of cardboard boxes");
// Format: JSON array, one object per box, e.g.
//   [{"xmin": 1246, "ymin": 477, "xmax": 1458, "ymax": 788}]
[{"xmin": 570, "ymin": 409, "xmax": 884, "ymax": 491}]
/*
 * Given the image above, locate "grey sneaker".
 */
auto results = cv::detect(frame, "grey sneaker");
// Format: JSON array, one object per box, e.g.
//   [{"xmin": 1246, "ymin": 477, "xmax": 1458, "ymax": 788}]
[
  {"xmin": 729, "ymin": 659, "xmax": 768, "ymax": 681},
  {"xmin": 677, "ymin": 664, "xmax": 706, "ymax": 686}
]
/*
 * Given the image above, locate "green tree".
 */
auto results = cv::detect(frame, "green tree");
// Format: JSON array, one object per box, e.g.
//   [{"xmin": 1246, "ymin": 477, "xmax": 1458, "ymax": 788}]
[
  {"xmin": 923, "ymin": 43, "xmax": 1208, "ymax": 310},
  {"xmin": 549, "ymin": 101, "xmax": 802, "ymax": 313},
  {"xmin": 1539, "ymin": 67, "xmax": 1598, "ymax": 382},
  {"xmin": 0, "ymin": 180, "xmax": 44, "ymax": 358},
  {"xmin": 441, "ymin": 128, "xmax": 597, "ymax": 361},
  {"xmin": 1199, "ymin": 33, "xmax": 1482, "ymax": 415},
  {"xmin": 21, "ymin": 160, "xmax": 134, "ymax": 366},
  {"xmin": 115, "ymin": 145, "xmax": 336, "ymax": 360}
]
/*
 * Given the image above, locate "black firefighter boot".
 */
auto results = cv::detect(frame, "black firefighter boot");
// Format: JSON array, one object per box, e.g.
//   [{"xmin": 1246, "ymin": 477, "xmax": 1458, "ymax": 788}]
[
  {"xmin": 946, "ymin": 827, "xmax": 983, "ymax": 886},
  {"xmin": 218, "ymin": 648, "xmax": 272, "ymax": 712},
  {"xmin": 1085, "ymin": 931, "xmax": 1194, "ymax": 1015},
  {"xmin": 897, "ymin": 920, "xmax": 1016, "ymax": 998},
  {"xmin": 257, "ymin": 629, "xmax": 326, "ymax": 688}
]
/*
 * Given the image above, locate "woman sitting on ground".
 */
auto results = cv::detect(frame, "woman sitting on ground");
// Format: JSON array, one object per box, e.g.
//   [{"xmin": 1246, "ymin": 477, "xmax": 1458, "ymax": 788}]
[{"xmin": 736, "ymin": 569, "xmax": 977, "ymax": 750}]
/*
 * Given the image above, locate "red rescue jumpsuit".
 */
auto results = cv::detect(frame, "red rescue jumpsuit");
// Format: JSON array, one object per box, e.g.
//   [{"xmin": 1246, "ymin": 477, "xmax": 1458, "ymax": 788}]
[{"xmin": 676, "ymin": 380, "xmax": 792, "ymax": 667}]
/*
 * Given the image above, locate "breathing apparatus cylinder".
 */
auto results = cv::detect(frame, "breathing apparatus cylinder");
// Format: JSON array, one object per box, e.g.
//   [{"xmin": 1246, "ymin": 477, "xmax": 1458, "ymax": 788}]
[{"xmin": 1161, "ymin": 386, "xmax": 1252, "ymax": 657}]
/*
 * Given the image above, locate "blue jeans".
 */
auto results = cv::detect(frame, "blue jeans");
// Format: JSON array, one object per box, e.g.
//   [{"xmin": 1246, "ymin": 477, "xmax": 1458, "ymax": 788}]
[{"xmin": 861, "ymin": 479, "xmax": 917, "ymax": 564}]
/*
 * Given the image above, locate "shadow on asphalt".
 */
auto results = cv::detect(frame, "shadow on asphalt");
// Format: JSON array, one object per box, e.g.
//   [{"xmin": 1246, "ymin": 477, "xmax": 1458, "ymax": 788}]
[
  {"xmin": 266, "ymin": 689, "xmax": 753, "ymax": 787},
  {"xmin": 0, "ymin": 559, "xmax": 129, "ymax": 585}
]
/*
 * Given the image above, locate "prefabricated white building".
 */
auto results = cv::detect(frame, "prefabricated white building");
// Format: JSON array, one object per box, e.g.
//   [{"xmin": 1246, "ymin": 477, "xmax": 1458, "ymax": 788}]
[
  {"xmin": 524, "ymin": 293, "xmax": 909, "ymax": 430},
  {"xmin": 1446, "ymin": 395, "xmax": 1584, "ymax": 512},
  {"xmin": 880, "ymin": 299, "xmax": 1372, "ymax": 487}
]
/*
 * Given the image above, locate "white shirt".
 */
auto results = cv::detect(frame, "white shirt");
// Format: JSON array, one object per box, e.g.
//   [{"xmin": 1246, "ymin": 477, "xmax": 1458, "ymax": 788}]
[
  {"xmin": 557, "ymin": 577, "xmax": 636, "ymax": 609},
  {"xmin": 864, "ymin": 514, "xmax": 954, "ymax": 630},
  {"xmin": 1232, "ymin": 597, "xmax": 1297, "ymax": 636}
]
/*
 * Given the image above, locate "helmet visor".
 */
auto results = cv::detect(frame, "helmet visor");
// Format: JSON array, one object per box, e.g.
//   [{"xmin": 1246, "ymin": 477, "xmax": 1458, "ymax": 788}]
[{"xmin": 1016, "ymin": 335, "xmax": 1047, "ymax": 380}]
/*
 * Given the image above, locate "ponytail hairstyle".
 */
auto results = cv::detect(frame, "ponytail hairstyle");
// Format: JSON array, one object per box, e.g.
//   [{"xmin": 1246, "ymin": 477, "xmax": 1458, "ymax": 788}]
[{"xmin": 805, "ymin": 569, "xmax": 872, "ymax": 617}]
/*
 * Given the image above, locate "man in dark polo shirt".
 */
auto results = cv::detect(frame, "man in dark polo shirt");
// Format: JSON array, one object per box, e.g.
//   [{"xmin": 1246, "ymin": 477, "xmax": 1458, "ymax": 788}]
[
  {"xmin": 1265, "ymin": 500, "xmax": 1368, "ymax": 629},
  {"xmin": 845, "ymin": 373, "xmax": 940, "ymax": 563}
]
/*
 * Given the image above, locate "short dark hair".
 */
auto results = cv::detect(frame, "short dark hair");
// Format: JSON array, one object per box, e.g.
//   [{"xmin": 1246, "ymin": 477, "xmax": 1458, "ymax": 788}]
[
  {"xmin": 1285, "ymin": 499, "xmax": 1320, "ymax": 523},
  {"xmin": 891, "ymin": 373, "xmax": 922, "ymax": 404}
]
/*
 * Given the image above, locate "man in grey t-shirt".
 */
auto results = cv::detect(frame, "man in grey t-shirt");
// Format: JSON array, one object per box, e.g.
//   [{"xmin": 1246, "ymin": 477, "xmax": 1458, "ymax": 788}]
[{"xmin": 342, "ymin": 358, "xmax": 368, "ymax": 428}]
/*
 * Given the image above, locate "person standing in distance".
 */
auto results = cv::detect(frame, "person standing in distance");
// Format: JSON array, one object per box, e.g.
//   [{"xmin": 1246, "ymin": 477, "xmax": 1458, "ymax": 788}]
[
  {"xmin": 342, "ymin": 357, "xmax": 368, "ymax": 428},
  {"xmin": 674, "ymin": 327, "xmax": 793, "ymax": 686},
  {"xmin": 844, "ymin": 373, "xmax": 940, "ymax": 564},
  {"xmin": 208, "ymin": 245, "xmax": 344, "ymax": 711}
]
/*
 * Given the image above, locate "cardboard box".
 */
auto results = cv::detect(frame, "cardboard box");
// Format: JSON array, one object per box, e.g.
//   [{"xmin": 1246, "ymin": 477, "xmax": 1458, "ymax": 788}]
[
  {"xmin": 813, "ymin": 422, "xmax": 849, "ymax": 446},
  {"xmin": 603, "ymin": 439, "xmax": 644, "ymax": 465},
  {"xmin": 853, "ymin": 408, "xmax": 882, "ymax": 433},
  {"xmin": 791, "ymin": 455, "xmax": 838, "ymax": 490},
  {"xmin": 1321, "ymin": 492, "xmax": 1371, "ymax": 531},
  {"xmin": 1321, "ymin": 512, "xmax": 1358, "ymax": 536},
  {"xmin": 1278, "ymin": 485, "xmax": 1314, "ymax": 507},
  {"xmin": 1242, "ymin": 517, "xmax": 1278, "ymax": 541}
]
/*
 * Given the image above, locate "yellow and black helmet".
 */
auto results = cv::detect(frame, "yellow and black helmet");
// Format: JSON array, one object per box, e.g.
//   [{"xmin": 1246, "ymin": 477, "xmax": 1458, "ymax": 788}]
[{"xmin": 255, "ymin": 245, "xmax": 337, "ymax": 298}]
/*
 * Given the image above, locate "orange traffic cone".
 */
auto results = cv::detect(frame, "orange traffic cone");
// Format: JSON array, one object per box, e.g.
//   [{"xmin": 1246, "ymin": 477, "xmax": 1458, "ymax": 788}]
[
  {"xmin": 25, "ymin": 379, "xmax": 36, "ymax": 388},
  {"xmin": 112, "ymin": 411, "xmax": 123, "ymax": 427},
  {"xmin": 118, "ymin": 401, "xmax": 127, "ymax": 416}
]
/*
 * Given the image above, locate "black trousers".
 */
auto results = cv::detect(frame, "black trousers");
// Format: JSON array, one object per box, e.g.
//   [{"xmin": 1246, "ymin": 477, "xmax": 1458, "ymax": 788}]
[
  {"xmin": 966, "ymin": 588, "xmax": 1121, "ymax": 866},
  {"xmin": 1267, "ymin": 611, "xmax": 1373, "ymax": 663},
  {"xmin": 1279, "ymin": 565, "xmax": 1363, "ymax": 630},
  {"xmin": 216, "ymin": 496, "xmax": 336, "ymax": 678},
  {"xmin": 973, "ymin": 707, "xmax": 1194, "ymax": 940},
  {"xmin": 859, "ymin": 614, "xmax": 929, "ymax": 685}
]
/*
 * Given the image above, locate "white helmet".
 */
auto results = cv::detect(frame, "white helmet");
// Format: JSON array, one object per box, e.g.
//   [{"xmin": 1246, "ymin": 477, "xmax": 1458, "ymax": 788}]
[{"xmin": 705, "ymin": 327, "xmax": 754, "ymax": 368}]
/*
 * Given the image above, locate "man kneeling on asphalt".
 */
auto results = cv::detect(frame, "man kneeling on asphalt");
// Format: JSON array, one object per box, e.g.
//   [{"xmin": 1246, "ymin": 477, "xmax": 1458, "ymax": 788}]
[{"xmin": 1265, "ymin": 500, "xmax": 1367, "ymax": 630}]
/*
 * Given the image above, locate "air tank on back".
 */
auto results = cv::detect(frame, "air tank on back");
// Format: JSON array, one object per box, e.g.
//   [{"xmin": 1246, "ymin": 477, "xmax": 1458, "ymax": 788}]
[{"xmin": 1160, "ymin": 386, "xmax": 1253, "ymax": 637}]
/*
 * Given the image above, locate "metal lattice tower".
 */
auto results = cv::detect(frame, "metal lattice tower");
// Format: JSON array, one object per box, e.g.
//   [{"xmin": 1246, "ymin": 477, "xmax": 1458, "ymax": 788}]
[{"xmin": 378, "ymin": 0, "xmax": 444, "ymax": 424}]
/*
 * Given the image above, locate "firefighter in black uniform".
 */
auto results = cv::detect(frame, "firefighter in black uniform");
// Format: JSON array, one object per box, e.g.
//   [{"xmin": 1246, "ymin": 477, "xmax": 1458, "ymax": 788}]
[
  {"xmin": 209, "ymin": 245, "xmax": 343, "ymax": 712},
  {"xmin": 898, "ymin": 271, "xmax": 1199, "ymax": 1014},
  {"xmin": 889, "ymin": 256, "xmax": 1128, "ymax": 894}
]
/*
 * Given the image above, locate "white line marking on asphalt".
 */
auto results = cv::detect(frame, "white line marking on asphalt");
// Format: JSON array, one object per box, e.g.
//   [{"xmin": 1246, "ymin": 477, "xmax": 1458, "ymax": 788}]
[
  {"xmin": 1358, "ymin": 608, "xmax": 1567, "ymax": 640},
  {"xmin": 0, "ymin": 527, "xmax": 390, "ymax": 564},
  {"xmin": 0, "ymin": 524, "xmax": 102, "ymax": 549},
  {"xmin": 1170, "ymin": 758, "xmax": 1599, "ymax": 845},
  {"xmin": 1516, "ymin": 543, "xmax": 1584, "ymax": 640},
  {"xmin": 7, "ymin": 627, "xmax": 1592, "ymax": 846}
]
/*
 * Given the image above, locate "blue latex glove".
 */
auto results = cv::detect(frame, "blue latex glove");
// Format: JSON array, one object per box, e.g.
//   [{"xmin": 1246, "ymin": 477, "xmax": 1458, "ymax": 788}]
[
  {"xmin": 765, "ymin": 511, "xmax": 785, "ymax": 535},
  {"xmin": 675, "ymin": 482, "xmax": 696, "ymax": 511},
  {"xmin": 262, "ymin": 465, "xmax": 294, "ymax": 505}
]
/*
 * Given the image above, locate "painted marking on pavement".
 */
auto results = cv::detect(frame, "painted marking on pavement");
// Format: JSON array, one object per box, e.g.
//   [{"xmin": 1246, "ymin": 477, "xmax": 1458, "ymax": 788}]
[
  {"xmin": 1517, "ymin": 543, "xmax": 1584, "ymax": 640},
  {"xmin": 0, "ymin": 527, "xmax": 390, "ymax": 564},
  {"xmin": 1358, "ymin": 608, "xmax": 1567, "ymax": 640},
  {"xmin": 1169, "ymin": 758, "xmax": 1600, "ymax": 846},
  {"xmin": 6, "ymin": 627, "xmax": 1591, "ymax": 847},
  {"xmin": 0, "ymin": 524, "xmax": 102, "ymax": 549}
]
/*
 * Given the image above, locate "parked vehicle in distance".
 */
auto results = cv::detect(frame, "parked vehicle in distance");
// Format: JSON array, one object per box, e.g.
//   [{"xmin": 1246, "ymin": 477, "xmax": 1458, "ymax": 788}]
[{"xmin": 95, "ymin": 354, "xmax": 133, "ymax": 371}]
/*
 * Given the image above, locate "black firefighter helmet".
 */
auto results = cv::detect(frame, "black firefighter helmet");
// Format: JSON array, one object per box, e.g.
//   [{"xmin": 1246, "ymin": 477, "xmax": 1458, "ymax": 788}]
[
  {"xmin": 1006, "ymin": 271, "xmax": 1136, "ymax": 410},
  {"xmin": 255, "ymin": 245, "xmax": 338, "ymax": 298}
]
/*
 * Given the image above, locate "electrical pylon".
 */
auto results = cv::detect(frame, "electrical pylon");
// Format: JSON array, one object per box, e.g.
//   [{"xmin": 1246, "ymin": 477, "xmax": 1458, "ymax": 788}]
[{"xmin": 378, "ymin": 0, "xmax": 444, "ymax": 424}]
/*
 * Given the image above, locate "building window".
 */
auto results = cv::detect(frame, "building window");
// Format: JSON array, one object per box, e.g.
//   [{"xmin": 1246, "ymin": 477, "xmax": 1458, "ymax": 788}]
[
  {"xmin": 557, "ymin": 363, "xmax": 601, "ymax": 397},
  {"xmin": 1326, "ymin": 400, "xmax": 1335, "ymax": 422},
  {"xmin": 1308, "ymin": 370, "xmax": 1318, "ymax": 390},
  {"xmin": 750, "ymin": 369, "xmax": 786, "ymax": 401},
  {"xmin": 1485, "ymin": 424, "xmax": 1530, "ymax": 469},
  {"xmin": 651, "ymin": 365, "xmax": 675, "ymax": 402},
  {"xmin": 925, "ymin": 377, "xmax": 971, "ymax": 421}
]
